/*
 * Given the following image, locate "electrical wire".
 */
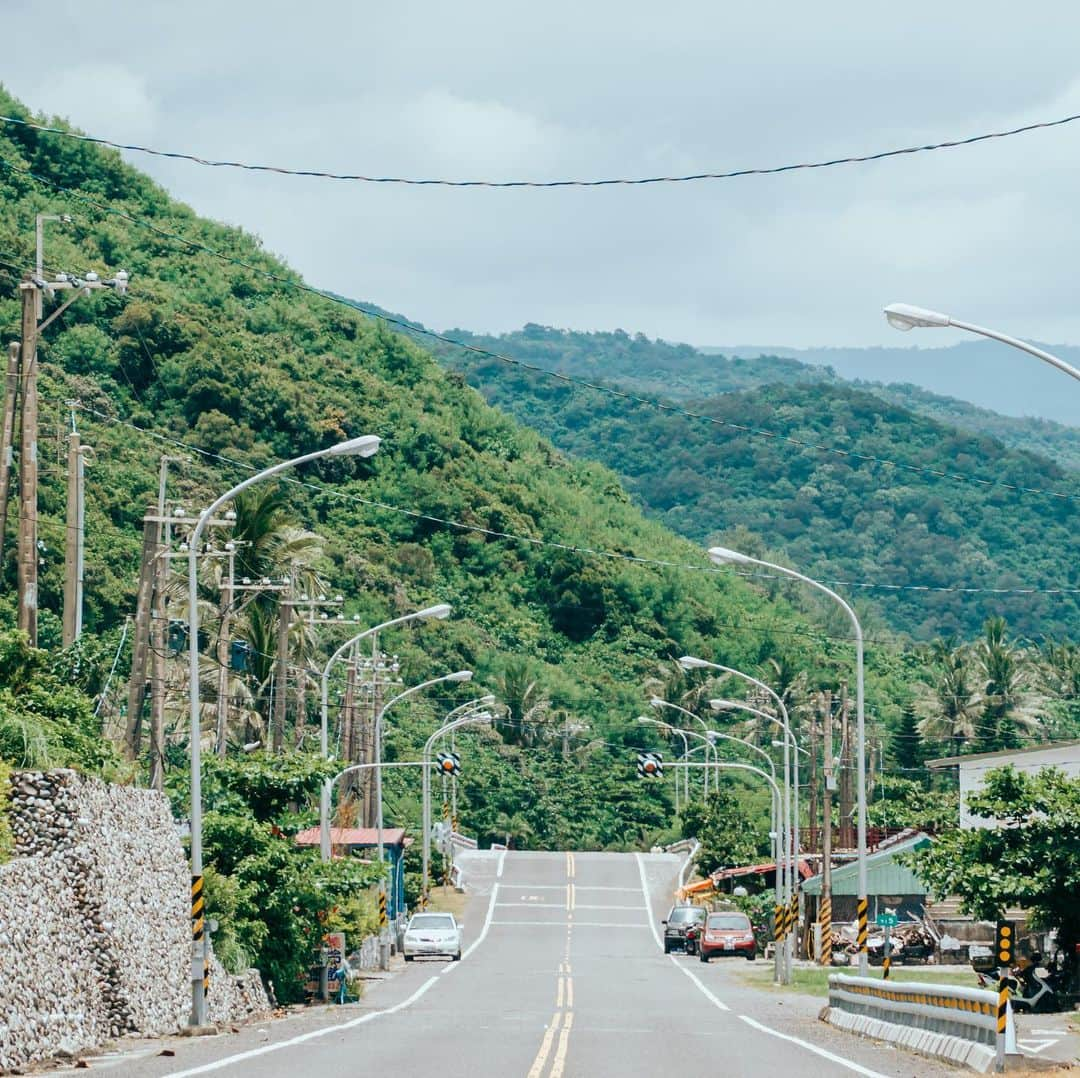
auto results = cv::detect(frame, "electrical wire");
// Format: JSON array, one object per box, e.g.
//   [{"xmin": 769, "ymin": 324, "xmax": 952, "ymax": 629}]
[
  {"xmin": 3, "ymin": 110, "xmax": 1079, "ymax": 188},
  {"xmin": 3, "ymin": 157, "xmax": 1078, "ymax": 506},
  {"xmin": 66, "ymin": 399, "xmax": 1080, "ymax": 603}
]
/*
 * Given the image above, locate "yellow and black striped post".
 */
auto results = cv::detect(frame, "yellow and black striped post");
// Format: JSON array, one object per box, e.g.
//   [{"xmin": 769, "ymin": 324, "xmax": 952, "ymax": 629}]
[
  {"xmin": 819, "ymin": 896, "xmax": 832, "ymax": 966},
  {"xmin": 856, "ymin": 897, "xmax": 869, "ymax": 966},
  {"xmin": 192, "ymin": 873, "xmax": 205, "ymax": 951},
  {"xmin": 774, "ymin": 903, "xmax": 785, "ymax": 943},
  {"xmin": 442, "ymin": 800, "xmax": 450, "ymax": 821},
  {"xmin": 452, "ymin": 815, "xmax": 459, "ymax": 833},
  {"xmin": 996, "ymin": 976, "xmax": 1009, "ymax": 1070},
  {"xmin": 789, "ymin": 893, "xmax": 799, "ymax": 953},
  {"xmin": 191, "ymin": 874, "xmax": 206, "ymax": 1017},
  {"xmin": 882, "ymin": 927, "xmax": 892, "ymax": 980},
  {"xmin": 378, "ymin": 889, "xmax": 388, "ymax": 929}
]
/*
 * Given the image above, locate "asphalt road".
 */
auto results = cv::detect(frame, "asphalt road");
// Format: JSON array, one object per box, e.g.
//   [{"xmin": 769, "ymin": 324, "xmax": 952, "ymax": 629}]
[{"xmin": 79, "ymin": 851, "xmax": 959, "ymax": 1078}]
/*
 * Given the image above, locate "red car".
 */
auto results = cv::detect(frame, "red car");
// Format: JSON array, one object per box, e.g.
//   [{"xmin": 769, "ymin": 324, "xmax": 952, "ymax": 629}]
[{"xmin": 699, "ymin": 911, "xmax": 757, "ymax": 962}]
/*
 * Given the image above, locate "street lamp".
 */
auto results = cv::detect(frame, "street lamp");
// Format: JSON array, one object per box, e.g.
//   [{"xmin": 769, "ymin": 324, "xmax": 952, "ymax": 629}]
[
  {"xmin": 187, "ymin": 433, "xmax": 379, "ymax": 1026},
  {"xmin": 710, "ymin": 697, "xmax": 799, "ymax": 981},
  {"xmin": 649, "ymin": 697, "xmax": 716, "ymax": 795},
  {"xmin": 422, "ymin": 711, "xmax": 493, "ymax": 903},
  {"xmin": 708, "ymin": 545, "xmax": 869, "ymax": 974},
  {"xmin": 318, "ymin": 604, "xmax": 453, "ymax": 861},
  {"xmin": 883, "ymin": 303, "xmax": 1080, "ymax": 382},
  {"xmin": 636, "ymin": 716, "xmax": 690, "ymax": 812},
  {"xmin": 374, "ymin": 671, "xmax": 473, "ymax": 870}
]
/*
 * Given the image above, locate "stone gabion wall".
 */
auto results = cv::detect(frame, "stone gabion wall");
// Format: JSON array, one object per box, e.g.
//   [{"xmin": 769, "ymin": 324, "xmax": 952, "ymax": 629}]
[{"xmin": 0, "ymin": 770, "xmax": 269, "ymax": 1071}]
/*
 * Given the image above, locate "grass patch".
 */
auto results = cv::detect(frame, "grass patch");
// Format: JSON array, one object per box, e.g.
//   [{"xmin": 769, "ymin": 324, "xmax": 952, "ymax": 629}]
[
  {"xmin": 736, "ymin": 963, "xmax": 978, "ymax": 998},
  {"xmin": 424, "ymin": 887, "xmax": 468, "ymax": 921}
]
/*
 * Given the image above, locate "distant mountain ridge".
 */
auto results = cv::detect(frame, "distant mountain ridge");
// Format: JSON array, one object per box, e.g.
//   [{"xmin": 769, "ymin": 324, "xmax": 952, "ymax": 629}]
[{"xmin": 706, "ymin": 340, "xmax": 1080, "ymax": 429}]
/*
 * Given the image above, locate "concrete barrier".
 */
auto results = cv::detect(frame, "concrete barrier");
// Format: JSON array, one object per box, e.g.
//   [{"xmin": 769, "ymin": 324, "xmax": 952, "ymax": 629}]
[{"xmin": 826, "ymin": 974, "xmax": 1011, "ymax": 1073}]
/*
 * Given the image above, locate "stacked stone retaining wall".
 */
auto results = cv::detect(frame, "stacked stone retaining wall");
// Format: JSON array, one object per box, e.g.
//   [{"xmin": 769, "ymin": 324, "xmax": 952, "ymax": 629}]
[{"xmin": 0, "ymin": 770, "xmax": 269, "ymax": 1071}]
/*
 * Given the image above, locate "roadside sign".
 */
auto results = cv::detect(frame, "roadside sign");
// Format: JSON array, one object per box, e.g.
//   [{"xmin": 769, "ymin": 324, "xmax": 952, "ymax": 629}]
[{"xmin": 876, "ymin": 912, "xmax": 898, "ymax": 928}]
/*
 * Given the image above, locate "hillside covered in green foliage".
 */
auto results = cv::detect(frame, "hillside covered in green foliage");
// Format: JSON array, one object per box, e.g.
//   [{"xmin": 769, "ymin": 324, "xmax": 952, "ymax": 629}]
[{"xmin": 420, "ymin": 326, "xmax": 1080, "ymax": 641}]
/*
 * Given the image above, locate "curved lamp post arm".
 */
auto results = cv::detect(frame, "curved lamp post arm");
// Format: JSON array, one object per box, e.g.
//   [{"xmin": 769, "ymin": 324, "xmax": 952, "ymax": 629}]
[
  {"xmin": 319, "ymin": 604, "xmax": 452, "ymax": 758},
  {"xmin": 883, "ymin": 303, "xmax": 1080, "ymax": 382},
  {"xmin": 649, "ymin": 697, "xmax": 717, "ymax": 796}
]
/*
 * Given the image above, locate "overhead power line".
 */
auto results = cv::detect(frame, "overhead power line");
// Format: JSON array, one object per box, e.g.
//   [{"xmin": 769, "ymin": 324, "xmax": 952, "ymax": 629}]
[
  {"xmin": 65, "ymin": 400, "xmax": 1080, "ymax": 604},
  {"xmin": 3, "ymin": 111, "xmax": 1079, "ymax": 188},
  {"xmin": 2, "ymin": 158, "xmax": 1077, "ymax": 507}
]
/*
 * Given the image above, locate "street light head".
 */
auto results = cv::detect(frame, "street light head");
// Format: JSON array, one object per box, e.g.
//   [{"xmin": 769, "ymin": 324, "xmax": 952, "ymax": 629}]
[
  {"xmin": 648, "ymin": 696, "xmax": 664, "ymax": 709},
  {"xmin": 709, "ymin": 698, "xmax": 741, "ymax": 712},
  {"xmin": 478, "ymin": 694, "xmax": 496, "ymax": 705},
  {"xmin": 707, "ymin": 546, "xmax": 753, "ymax": 567},
  {"xmin": 328, "ymin": 434, "xmax": 381, "ymax": 458},
  {"xmin": 446, "ymin": 670, "xmax": 473, "ymax": 683},
  {"xmin": 883, "ymin": 302, "xmax": 952, "ymax": 331},
  {"xmin": 678, "ymin": 655, "xmax": 710, "ymax": 671},
  {"xmin": 418, "ymin": 603, "xmax": 452, "ymax": 620}
]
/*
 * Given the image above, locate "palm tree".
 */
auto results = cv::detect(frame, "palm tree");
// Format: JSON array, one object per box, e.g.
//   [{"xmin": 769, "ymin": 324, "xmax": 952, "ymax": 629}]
[
  {"xmin": 975, "ymin": 617, "xmax": 1043, "ymax": 752},
  {"xmin": 1037, "ymin": 639, "xmax": 1080, "ymax": 738},
  {"xmin": 915, "ymin": 638, "xmax": 983, "ymax": 757},
  {"xmin": 494, "ymin": 657, "xmax": 552, "ymax": 747}
]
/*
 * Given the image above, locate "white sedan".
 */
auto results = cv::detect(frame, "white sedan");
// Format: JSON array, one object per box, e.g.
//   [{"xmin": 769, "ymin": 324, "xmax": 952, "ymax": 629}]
[{"xmin": 403, "ymin": 912, "xmax": 462, "ymax": 961}]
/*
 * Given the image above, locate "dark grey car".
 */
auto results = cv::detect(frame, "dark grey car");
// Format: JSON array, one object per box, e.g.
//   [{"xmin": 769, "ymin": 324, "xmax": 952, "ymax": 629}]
[{"xmin": 662, "ymin": 905, "xmax": 706, "ymax": 954}]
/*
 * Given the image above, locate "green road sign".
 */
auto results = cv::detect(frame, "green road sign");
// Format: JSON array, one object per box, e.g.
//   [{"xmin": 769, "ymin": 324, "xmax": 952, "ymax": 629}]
[{"xmin": 876, "ymin": 912, "xmax": 898, "ymax": 928}]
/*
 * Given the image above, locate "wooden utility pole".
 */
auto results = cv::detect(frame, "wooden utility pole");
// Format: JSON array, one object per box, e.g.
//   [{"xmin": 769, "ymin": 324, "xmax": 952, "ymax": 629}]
[
  {"xmin": 16, "ymin": 280, "xmax": 39, "ymax": 644},
  {"xmin": 124, "ymin": 510, "xmax": 158, "ymax": 758},
  {"xmin": 271, "ymin": 598, "xmax": 292, "ymax": 753},
  {"xmin": 0, "ymin": 342, "xmax": 20, "ymax": 570},
  {"xmin": 363, "ymin": 633, "xmax": 382, "ymax": 827},
  {"xmin": 820, "ymin": 689, "xmax": 834, "ymax": 965}
]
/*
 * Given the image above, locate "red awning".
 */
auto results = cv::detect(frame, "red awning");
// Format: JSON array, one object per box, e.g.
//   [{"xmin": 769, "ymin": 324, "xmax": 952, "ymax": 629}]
[{"xmin": 710, "ymin": 859, "xmax": 815, "ymax": 883}]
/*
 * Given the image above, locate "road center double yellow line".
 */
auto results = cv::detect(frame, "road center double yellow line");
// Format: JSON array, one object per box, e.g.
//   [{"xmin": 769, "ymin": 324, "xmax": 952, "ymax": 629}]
[{"xmin": 529, "ymin": 860, "xmax": 576, "ymax": 1077}]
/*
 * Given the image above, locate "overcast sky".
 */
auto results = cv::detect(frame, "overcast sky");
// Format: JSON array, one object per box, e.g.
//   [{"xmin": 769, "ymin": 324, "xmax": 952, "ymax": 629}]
[{"xmin": 5, "ymin": 1, "xmax": 1080, "ymax": 418}]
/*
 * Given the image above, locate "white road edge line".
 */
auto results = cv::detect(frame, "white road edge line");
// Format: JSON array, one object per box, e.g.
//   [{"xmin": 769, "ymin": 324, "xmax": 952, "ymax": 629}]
[
  {"xmin": 737, "ymin": 1015, "xmax": 888, "ymax": 1078},
  {"xmin": 462, "ymin": 882, "xmax": 499, "ymax": 961},
  {"xmin": 670, "ymin": 958, "xmax": 730, "ymax": 1010},
  {"xmin": 634, "ymin": 852, "xmax": 663, "ymax": 950},
  {"xmin": 163, "ymin": 976, "xmax": 441, "ymax": 1078}
]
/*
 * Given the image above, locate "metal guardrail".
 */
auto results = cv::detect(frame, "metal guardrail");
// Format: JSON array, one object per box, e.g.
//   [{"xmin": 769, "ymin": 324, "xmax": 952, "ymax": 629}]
[{"xmin": 827, "ymin": 974, "xmax": 1011, "ymax": 1072}]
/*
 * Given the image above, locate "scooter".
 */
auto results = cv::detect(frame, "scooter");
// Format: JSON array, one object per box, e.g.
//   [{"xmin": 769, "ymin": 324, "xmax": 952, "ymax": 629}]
[
  {"xmin": 974, "ymin": 954, "xmax": 1063, "ymax": 1013},
  {"xmin": 684, "ymin": 923, "xmax": 700, "ymax": 957}
]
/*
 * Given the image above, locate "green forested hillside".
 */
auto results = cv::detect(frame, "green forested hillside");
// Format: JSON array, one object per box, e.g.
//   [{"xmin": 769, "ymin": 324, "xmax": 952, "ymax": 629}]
[
  {"xmin": 437, "ymin": 324, "xmax": 1080, "ymax": 472},
  {"xmin": 427, "ymin": 341, "xmax": 1080, "ymax": 641}
]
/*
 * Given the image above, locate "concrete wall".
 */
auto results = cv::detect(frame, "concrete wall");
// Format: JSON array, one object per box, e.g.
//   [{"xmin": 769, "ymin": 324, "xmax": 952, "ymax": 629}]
[{"xmin": 0, "ymin": 770, "xmax": 269, "ymax": 1071}]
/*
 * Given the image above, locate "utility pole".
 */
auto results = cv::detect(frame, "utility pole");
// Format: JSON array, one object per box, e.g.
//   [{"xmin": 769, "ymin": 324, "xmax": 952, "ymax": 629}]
[
  {"xmin": 62, "ymin": 405, "xmax": 91, "ymax": 645},
  {"xmin": 271, "ymin": 597, "xmax": 292, "ymax": 753},
  {"xmin": 808, "ymin": 695, "xmax": 819, "ymax": 856},
  {"xmin": 819, "ymin": 689, "xmax": 834, "ymax": 966},
  {"xmin": 0, "ymin": 342, "xmax": 19, "ymax": 569},
  {"xmin": 17, "ymin": 279, "xmax": 39, "ymax": 643},
  {"xmin": 11, "ymin": 221, "xmax": 127, "ymax": 644},
  {"xmin": 125, "ymin": 509, "xmax": 158, "ymax": 758},
  {"xmin": 214, "ymin": 542, "xmax": 236, "ymax": 756},
  {"xmin": 839, "ymin": 681, "xmax": 854, "ymax": 850}
]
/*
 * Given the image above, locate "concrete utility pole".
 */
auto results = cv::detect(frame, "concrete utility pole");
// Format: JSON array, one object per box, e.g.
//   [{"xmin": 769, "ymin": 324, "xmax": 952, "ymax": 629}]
[
  {"xmin": 0, "ymin": 343, "xmax": 19, "ymax": 568},
  {"xmin": 62, "ymin": 406, "xmax": 91, "ymax": 645},
  {"xmin": 125, "ymin": 509, "xmax": 158, "ymax": 758},
  {"xmin": 820, "ymin": 689, "xmax": 834, "ymax": 966},
  {"xmin": 271, "ymin": 597, "xmax": 292, "ymax": 753},
  {"xmin": 17, "ymin": 279, "xmax": 39, "ymax": 643},
  {"xmin": 839, "ymin": 682, "xmax": 854, "ymax": 850},
  {"xmin": 214, "ymin": 542, "xmax": 236, "ymax": 756}
]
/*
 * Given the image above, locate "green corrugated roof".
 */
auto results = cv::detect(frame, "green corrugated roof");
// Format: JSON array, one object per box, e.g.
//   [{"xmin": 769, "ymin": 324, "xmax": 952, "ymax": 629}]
[{"xmin": 801, "ymin": 834, "xmax": 932, "ymax": 896}]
